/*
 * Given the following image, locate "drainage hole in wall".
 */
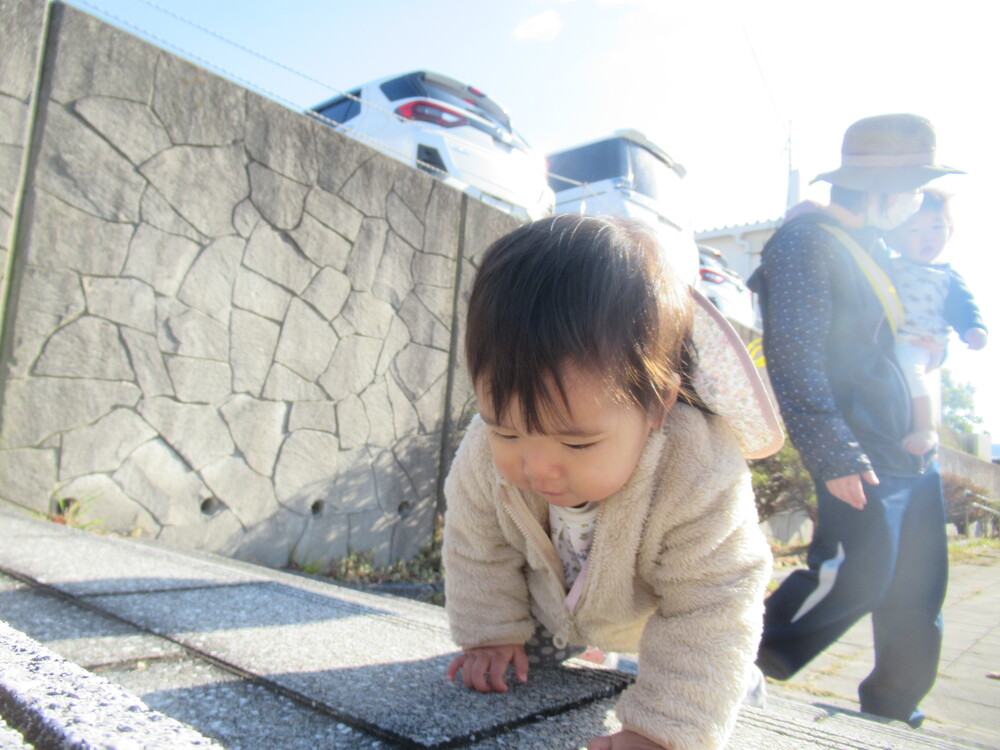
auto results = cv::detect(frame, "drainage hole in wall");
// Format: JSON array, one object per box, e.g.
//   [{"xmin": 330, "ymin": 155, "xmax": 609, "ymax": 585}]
[
  {"xmin": 200, "ymin": 497, "xmax": 222, "ymax": 516},
  {"xmin": 398, "ymin": 501, "xmax": 411, "ymax": 518},
  {"xmin": 311, "ymin": 500, "xmax": 325, "ymax": 517}
]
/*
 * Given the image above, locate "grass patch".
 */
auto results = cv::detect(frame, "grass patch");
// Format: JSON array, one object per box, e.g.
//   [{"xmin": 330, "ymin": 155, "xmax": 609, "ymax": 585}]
[
  {"xmin": 947, "ymin": 536, "xmax": 1000, "ymax": 565},
  {"xmin": 770, "ymin": 542, "xmax": 809, "ymax": 569},
  {"xmin": 330, "ymin": 541, "xmax": 443, "ymax": 587},
  {"xmin": 35, "ymin": 495, "xmax": 104, "ymax": 531},
  {"xmin": 289, "ymin": 515, "xmax": 445, "ymax": 605}
]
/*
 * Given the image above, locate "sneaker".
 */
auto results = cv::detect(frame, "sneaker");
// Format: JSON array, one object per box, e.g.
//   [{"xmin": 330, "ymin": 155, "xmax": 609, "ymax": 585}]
[{"xmin": 743, "ymin": 664, "xmax": 767, "ymax": 709}]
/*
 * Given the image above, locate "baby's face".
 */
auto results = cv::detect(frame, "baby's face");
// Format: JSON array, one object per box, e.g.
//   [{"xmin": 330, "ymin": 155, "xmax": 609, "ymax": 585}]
[
  {"xmin": 890, "ymin": 208, "xmax": 951, "ymax": 264},
  {"xmin": 477, "ymin": 365, "xmax": 658, "ymax": 507}
]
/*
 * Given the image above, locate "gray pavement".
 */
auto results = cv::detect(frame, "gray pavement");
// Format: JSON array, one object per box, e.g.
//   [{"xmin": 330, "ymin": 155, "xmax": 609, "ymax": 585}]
[
  {"xmin": 765, "ymin": 546, "xmax": 1000, "ymax": 749},
  {"xmin": 0, "ymin": 508, "xmax": 995, "ymax": 749}
]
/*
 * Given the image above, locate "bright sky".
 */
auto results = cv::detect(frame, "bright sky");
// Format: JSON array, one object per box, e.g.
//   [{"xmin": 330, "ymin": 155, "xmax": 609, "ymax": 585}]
[{"xmin": 68, "ymin": 0, "xmax": 1000, "ymax": 440}]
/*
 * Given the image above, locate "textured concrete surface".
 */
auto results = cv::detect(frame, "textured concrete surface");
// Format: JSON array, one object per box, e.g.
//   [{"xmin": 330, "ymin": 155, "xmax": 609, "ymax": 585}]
[
  {"xmin": 2, "ymin": 510, "xmax": 995, "ymax": 749},
  {"xmin": 0, "ymin": 621, "xmax": 222, "ymax": 749}
]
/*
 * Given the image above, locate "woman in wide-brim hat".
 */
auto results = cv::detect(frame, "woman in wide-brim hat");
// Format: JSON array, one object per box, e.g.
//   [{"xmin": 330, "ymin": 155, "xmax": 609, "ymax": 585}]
[{"xmin": 749, "ymin": 112, "xmax": 963, "ymax": 730}]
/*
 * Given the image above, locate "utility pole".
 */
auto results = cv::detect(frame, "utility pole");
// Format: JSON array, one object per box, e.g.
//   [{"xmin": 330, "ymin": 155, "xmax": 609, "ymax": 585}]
[{"xmin": 785, "ymin": 121, "xmax": 800, "ymax": 210}]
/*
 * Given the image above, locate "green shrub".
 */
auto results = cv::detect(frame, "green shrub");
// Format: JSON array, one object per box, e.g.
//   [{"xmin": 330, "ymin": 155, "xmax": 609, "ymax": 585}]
[
  {"xmin": 941, "ymin": 473, "xmax": 997, "ymax": 536},
  {"xmin": 749, "ymin": 435, "xmax": 817, "ymax": 523}
]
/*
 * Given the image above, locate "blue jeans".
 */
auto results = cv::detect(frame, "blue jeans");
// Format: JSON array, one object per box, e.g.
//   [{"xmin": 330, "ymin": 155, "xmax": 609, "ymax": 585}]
[{"xmin": 758, "ymin": 463, "xmax": 947, "ymax": 725}]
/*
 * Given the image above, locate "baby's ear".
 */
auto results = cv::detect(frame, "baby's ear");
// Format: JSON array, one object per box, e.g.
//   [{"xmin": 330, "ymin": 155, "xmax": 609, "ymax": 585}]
[{"xmin": 650, "ymin": 390, "xmax": 679, "ymax": 429}]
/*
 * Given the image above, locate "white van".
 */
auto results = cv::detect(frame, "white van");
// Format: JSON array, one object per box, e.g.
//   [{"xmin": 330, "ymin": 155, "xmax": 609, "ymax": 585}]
[{"xmin": 546, "ymin": 130, "xmax": 699, "ymax": 285}]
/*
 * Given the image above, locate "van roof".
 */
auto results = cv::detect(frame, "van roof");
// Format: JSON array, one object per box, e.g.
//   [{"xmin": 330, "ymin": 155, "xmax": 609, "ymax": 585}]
[{"xmin": 547, "ymin": 129, "xmax": 685, "ymax": 177}]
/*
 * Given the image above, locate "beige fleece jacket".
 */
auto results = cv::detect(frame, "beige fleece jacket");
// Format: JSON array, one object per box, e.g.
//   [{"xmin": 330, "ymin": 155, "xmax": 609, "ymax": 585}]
[{"xmin": 443, "ymin": 403, "xmax": 771, "ymax": 750}]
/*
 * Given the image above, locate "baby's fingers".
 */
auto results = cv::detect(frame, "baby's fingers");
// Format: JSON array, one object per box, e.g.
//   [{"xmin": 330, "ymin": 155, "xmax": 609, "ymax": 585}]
[
  {"xmin": 513, "ymin": 647, "xmax": 530, "ymax": 684},
  {"xmin": 445, "ymin": 653, "xmax": 466, "ymax": 682},
  {"xmin": 467, "ymin": 655, "xmax": 495, "ymax": 692},
  {"xmin": 488, "ymin": 653, "xmax": 513, "ymax": 692}
]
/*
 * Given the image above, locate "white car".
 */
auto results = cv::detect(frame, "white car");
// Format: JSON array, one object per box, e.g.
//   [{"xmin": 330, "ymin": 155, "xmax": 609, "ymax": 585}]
[
  {"xmin": 311, "ymin": 71, "xmax": 553, "ymax": 220},
  {"xmin": 547, "ymin": 130, "xmax": 699, "ymax": 286},
  {"xmin": 698, "ymin": 245, "xmax": 757, "ymax": 329}
]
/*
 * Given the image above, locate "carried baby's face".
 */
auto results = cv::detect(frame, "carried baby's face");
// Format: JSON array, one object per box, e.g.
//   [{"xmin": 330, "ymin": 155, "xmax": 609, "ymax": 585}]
[
  {"xmin": 891, "ymin": 208, "xmax": 951, "ymax": 264},
  {"xmin": 476, "ymin": 365, "xmax": 659, "ymax": 507}
]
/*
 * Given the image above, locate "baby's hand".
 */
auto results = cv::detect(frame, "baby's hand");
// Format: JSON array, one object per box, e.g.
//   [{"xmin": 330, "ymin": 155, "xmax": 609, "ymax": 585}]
[
  {"xmin": 446, "ymin": 644, "xmax": 528, "ymax": 693},
  {"xmin": 964, "ymin": 327, "xmax": 988, "ymax": 351},
  {"xmin": 588, "ymin": 729, "xmax": 668, "ymax": 749}
]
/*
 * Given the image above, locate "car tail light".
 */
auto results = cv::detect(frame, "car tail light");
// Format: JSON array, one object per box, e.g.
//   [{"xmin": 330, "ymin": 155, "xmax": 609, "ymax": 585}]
[
  {"xmin": 700, "ymin": 268, "xmax": 727, "ymax": 284},
  {"xmin": 395, "ymin": 100, "xmax": 468, "ymax": 128}
]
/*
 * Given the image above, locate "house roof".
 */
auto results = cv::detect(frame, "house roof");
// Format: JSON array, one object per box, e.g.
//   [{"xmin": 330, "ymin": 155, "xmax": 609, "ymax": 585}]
[{"xmin": 695, "ymin": 217, "xmax": 782, "ymax": 237}]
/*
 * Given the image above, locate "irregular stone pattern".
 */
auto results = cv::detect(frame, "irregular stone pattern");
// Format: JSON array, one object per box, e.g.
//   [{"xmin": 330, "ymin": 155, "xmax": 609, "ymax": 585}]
[
  {"xmin": 0, "ymin": 0, "xmax": 50, "ymax": 292},
  {"xmin": 0, "ymin": 1, "xmax": 520, "ymax": 568}
]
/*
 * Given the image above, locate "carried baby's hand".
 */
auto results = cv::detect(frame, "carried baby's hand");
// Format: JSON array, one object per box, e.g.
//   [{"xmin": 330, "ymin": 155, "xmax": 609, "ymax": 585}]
[
  {"xmin": 446, "ymin": 644, "xmax": 528, "ymax": 693},
  {"xmin": 964, "ymin": 327, "xmax": 988, "ymax": 351}
]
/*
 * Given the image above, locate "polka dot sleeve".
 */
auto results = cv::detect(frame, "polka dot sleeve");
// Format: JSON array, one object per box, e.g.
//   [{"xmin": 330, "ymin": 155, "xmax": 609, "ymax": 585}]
[{"xmin": 759, "ymin": 223, "xmax": 874, "ymax": 482}]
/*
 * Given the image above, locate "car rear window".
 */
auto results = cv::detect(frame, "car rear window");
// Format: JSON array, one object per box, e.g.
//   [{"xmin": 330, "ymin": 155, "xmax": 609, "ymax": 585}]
[
  {"xmin": 313, "ymin": 89, "xmax": 362, "ymax": 124},
  {"xmin": 629, "ymin": 143, "xmax": 681, "ymax": 203},
  {"xmin": 547, "ymin": 139, "xmax": 627, "ymax": 193},
  {"xmin": 548, "ymin": 137, "xmax": 682, "ymax": 202},
  {"xmin": 379, "ymin": 75, "xmax": 423, "ymax": 102}
]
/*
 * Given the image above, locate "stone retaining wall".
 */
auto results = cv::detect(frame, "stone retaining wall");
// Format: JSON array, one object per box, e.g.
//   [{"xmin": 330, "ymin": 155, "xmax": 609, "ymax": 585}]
[
  {"xmin": 941, "ymin": 446, "xmax": 1000, "ymax": 500},
  {"xmin": 0, "ymin": 0, "xmax": 518, "ymax": 567},
  {"xmin": 0, "ymin": 0, "xmax": 48, "ymax": 303}
]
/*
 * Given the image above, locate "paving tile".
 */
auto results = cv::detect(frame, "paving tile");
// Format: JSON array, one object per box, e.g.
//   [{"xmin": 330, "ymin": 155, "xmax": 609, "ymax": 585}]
[
  {"xmin": 943, "ymin": 625, "xmax": 983, "ymax": 645},
  {"xmin": 86, "ymin": 581, "xmax": 633, "ymax": 748},
  {"xmin": 927, "ymin": 668, "xmax": 1000, "ymax": 702},
  {"xmin": 0, "ymin": 526, "xmax": 260, "ymax": 595},
  {"xmin": 101, "ymin": 656, "xmax": 381, "ymax": 750},
  {"xmin": 463, "ymin": 696, "xmax": 620, "ymax": 749},
  {"xmin": 0, "ymin": 584, "xmax": 185, "ymax": 666}
]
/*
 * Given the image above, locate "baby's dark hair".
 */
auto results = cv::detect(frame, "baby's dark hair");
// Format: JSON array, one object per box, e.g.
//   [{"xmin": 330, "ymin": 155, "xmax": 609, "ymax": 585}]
[
  {"xmin": 465, "ymin": 214, "xmax": 695, "ymax": 432},
  {"xmin": 831, "ymin": 185, "xmax": 953, "ymax": 220},
  {"xmin": 918, "ymin": 187, "xmax": 953, "ymax": 225}
]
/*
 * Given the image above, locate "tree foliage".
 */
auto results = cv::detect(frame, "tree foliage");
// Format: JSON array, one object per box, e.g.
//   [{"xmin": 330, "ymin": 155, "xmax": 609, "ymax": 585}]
[{"xmin": 940, "ymin": 368, "xmax": 982, "ymax": 435}]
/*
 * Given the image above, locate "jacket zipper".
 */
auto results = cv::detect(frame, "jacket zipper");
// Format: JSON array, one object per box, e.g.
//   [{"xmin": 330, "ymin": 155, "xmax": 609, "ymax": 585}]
[
  {"xmin": 497, "ymin": 484, "xmax": 577, "ymax": 648},
  {"xmin": 497, "ymin": 485, "xmax": 565, "ymax": 584}
]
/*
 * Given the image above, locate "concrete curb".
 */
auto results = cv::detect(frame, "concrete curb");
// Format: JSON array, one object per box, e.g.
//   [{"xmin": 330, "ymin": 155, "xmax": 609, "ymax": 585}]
[{"xmin": 0, "ymin": 621, "xmax": 223, "ymax": 749}]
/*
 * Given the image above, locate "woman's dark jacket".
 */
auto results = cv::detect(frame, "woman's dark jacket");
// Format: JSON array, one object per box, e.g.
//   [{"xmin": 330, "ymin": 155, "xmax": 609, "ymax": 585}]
[{"xmin": 748, "ymin": 212, "xmax": 924, "ymax": 481}]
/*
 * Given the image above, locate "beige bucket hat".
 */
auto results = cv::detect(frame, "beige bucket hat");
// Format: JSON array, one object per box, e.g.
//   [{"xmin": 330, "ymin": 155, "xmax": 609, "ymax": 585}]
[{"xmin": 812, "ymin": 113, "xmax": 964, "ymax": 192}]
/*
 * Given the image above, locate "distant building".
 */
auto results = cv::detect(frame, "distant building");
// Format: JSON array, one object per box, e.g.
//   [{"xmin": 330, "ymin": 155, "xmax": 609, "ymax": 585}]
[{"xmin": 695, "ymin": 158, "xmax": 797, "ymax": 279}]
